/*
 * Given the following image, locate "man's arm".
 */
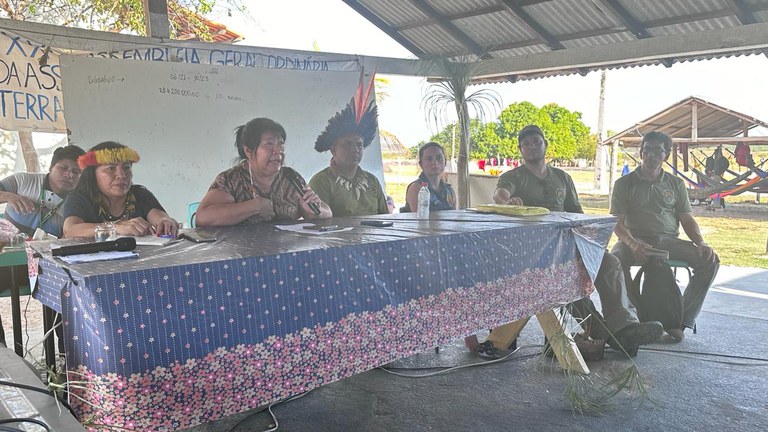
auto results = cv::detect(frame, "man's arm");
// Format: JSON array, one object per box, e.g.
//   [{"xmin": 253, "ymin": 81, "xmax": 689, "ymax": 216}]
[
  {"xmin": 614, "ymin": 215, "xmax": 652, "ymax": 260},
  {"xmin": 0, "ymin": 191, "xmax": 37, "ymax": 214},
  {"xmin": 679, "ymin": 212, "xmax": 717, "ymax": 263},
  {"xmin": 494, "ymin": 173, "xmax": 523, "ymax": 205},
  {"xmin": 493, "ymin": 187, "xmax": 523, "ymax": 205},
  {"xmin": 563, "ymin": 172, "xmax": 583, "ymax": 214}
]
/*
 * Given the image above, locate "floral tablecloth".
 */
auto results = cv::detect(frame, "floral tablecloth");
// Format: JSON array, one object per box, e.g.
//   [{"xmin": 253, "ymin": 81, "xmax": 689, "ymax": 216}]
[{"xmin": 32, "ymin": 211, "xmax": 615, "ymax": 430}]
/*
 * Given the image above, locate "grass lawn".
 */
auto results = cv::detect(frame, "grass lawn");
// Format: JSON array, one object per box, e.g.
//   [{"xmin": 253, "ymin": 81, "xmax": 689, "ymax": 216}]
[
  {"xmin": 582, "ymin": 194, "xmax": 767, "ymax": 269},
  {"xmin": 384, "ymin": 160, "xmax": 768, "ymax": 269}
]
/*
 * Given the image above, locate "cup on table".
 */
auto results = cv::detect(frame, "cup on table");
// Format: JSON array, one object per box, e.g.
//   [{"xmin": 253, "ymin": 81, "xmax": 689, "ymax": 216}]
[
  {"xmin": 10, "ymin": 233, "xmax": 27, "ymax": 247},
  {"xmin": 94, "ymin": 223, "xmax": 116, "ymax": 242}
]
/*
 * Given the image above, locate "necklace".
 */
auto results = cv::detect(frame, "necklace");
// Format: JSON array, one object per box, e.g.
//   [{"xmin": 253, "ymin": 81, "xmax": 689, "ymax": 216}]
[
  {"xmin": 98, "ymin": 193, "xmax": 136, "ymax": 222},
  {"xmin": 248, "ymin": 163, "xmax": 275, "ymax": 199}
]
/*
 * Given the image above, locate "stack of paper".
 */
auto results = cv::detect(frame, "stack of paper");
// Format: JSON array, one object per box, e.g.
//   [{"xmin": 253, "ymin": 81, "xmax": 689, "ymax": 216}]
[{"xmin": 59, "ymin": 251, "xmax": 138, "ymax": 264}]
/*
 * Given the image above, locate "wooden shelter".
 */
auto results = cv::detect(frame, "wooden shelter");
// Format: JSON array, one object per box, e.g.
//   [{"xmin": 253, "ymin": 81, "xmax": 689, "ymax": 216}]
[{"xmin": 603, "ymin": 96, "xmax": 768, "ymax": 173}]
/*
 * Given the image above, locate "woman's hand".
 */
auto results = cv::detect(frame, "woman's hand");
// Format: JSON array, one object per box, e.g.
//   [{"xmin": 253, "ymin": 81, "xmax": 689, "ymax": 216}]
[
  {"xmin": 115, "ymin": 217, "xmax": 152, "ymax": 236},
  {"xmin": 153, "ymin": 217, "xmax": 180, "ymax": 237},
  {"xmin": 253, "ymin": 196, "xmax": 275, "ymax": 220},
  {"xmin": 298, "ymin": 186, "xmax": 322, "ymax": 216}
]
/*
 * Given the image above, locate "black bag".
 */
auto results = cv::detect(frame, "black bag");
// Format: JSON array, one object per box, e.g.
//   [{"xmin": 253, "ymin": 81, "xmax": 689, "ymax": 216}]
[{"xmin": 630, "ymin": 260, "xmax": 683, "ymax": 331}]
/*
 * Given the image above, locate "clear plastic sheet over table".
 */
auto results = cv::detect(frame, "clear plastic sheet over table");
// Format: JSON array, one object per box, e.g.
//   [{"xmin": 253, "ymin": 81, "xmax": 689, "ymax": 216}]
[
  {"xmin": 29, "ymin": 210, "xmax": 615, "ymax": 281},
  {"xmin": 27, "ymin": 210, "xmax": 617, "ymax": 431}
]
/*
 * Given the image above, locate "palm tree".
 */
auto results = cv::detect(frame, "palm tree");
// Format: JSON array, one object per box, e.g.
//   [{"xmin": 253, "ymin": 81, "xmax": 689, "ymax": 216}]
[{"xmin": 421, "ymin": 55, "xmax": 501, "ymax": 208}]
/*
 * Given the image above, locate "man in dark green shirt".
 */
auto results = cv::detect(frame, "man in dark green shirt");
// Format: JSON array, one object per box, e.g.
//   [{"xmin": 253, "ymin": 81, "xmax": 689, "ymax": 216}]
[
  {"xmin": 493, "ymin": 125, "xmax": 662, "ymax": 357},
  {"xmin": 611, "ymin": 131, "xmax": 719, "ymax": 342}
]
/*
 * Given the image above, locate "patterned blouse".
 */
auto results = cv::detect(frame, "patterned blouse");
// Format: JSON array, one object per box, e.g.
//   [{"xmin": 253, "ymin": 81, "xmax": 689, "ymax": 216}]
[{"xmin": 208, "ymin": 161, "xmax": 306, "ymax": 224}]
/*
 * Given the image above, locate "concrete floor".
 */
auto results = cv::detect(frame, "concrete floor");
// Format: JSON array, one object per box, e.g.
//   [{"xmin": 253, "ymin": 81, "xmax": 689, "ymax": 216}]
[
  {"xmin": 187, "ymin": 265, "xmax": 768, "ymax": 432},
  {"xmin": 2, "ymin": 266, "xmax": 767, "ymax": 431}
]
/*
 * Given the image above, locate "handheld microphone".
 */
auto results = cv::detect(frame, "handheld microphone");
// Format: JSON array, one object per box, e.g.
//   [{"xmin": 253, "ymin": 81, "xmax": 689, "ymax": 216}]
[
  {"xmin": 285, "ymin": 169, "xmax": 321, "ymax": 215},
  {"xmin": 52, "ymin": 237, "xmax": 137, "ymax": 257}
]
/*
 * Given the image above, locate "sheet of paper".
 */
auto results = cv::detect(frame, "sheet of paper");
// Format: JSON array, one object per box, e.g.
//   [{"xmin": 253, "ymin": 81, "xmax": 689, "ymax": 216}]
[
  {"xmin": 275, "ymin": 223, "xmax": 353, "ymax": 235},
  {"xmin": 59, "ymin": 251, "xmax": 138, "ymax": 264},
  {"xmin": 132, "ymin": 235, "xmax": 175, "ymax": 246}
]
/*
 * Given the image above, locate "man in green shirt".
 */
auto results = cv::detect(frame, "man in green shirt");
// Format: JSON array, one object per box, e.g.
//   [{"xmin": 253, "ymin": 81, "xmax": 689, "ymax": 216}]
[
  {"xmin": 611, "ymin": 131, "xmax": 718, "ymax": 342},
  {"xmin": 493, "ymin": 125, "xmax": 662, "ymax": 357},
  {"xmin": 309, "ymin": 76, "xmax": 388, "ymax": 217},
  {"xmin": 309, "ymin": 132, "xmax": 388, "ymax": 217}
]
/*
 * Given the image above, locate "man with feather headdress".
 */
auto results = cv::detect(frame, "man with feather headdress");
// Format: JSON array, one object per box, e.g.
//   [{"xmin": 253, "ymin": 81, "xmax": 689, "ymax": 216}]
[{"xmin": 309, "ymin": 71, "xmax": 388, "ymax": 217}]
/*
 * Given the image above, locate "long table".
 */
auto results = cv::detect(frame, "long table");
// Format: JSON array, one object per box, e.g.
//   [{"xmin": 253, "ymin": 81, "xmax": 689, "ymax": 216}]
[
  {"xmin": 0, "ymin": 247, "xmax": 30, "ymax": 356},
  {"xmin": 31, "ymin": 211, "xmax": 615, "ymax": 431}
]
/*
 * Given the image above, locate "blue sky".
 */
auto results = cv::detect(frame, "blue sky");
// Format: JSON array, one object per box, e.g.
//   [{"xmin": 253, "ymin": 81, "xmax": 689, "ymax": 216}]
[{"xmin": 214, "ymin": 0, "xmax": 768, "ymax": 148}]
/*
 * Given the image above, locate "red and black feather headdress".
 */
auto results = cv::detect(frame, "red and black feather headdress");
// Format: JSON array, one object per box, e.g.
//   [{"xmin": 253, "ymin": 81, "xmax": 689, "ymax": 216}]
[{"xmin": 314, "ymin": 70, "xmax": 378, "ymax": 152}]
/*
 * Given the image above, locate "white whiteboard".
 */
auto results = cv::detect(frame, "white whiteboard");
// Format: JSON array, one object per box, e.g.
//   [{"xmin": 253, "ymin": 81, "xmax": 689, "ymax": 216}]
[{"xmin": 59, "ymin": 56, "xmax": 384, "ymax": 222}]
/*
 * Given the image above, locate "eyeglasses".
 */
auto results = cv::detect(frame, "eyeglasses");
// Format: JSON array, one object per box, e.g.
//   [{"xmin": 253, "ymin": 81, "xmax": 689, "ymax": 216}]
[{"xmin": 642, "ymin": 146, "xmax": 667, "ymax": 155}]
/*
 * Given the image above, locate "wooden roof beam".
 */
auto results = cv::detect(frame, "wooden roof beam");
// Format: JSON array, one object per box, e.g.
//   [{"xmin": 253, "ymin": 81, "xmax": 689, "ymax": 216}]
[
  {"xmin": 500, "ymin": 0, "xmax": 565, "ymax": 51},
  {"xmin": 410, "ymin": 0, "xmax": 492, "ymax": 59},
  {"xmin": 620, "ymin": 137, "xmax": 768, "ymax": 143},
  {"xmin": 725, "ymin": 0, "xmax": 768, "ymax": 58},
  {"xmin": 397, "ymin": 5, "xmax": 506, "ymax": 31},
  {"xmin": 599, "ymin": 0, "xmax": 672, "ymax": 67},
  {"xmin": 342, "ymin": 0, "xmax": 427, "ymax": 58},
  {"xmin": 476, "ymin": 22, "xmax": 768, "ymax": 80},
  {"xmin": 662, "ymin": 110, "xmax": 725, "ymax": 135}
]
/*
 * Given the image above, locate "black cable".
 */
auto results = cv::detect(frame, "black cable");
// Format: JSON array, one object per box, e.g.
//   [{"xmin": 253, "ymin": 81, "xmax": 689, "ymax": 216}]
[
  {"xmin": 0, "ymin": 380, "xmax": 78, "ymax": 420},
  {"xmin": 0, "ymin": 418, "xmax": 51, "ymax": 432},
  {"xmin": 226, "ymin": 391, "xmax": 313, "ymax": 432},
  {"xmin": 639, "ymin": 347, "xmax": 768, "ymax": 363}
]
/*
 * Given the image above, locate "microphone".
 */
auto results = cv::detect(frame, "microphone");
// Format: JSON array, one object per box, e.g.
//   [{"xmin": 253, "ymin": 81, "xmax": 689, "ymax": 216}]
[
  {"xmin": 285, "ymin": 168, "xmax": 321, "ymax": 215},
  {"xmin": 52, "ymin": 237, "xmax": 137, "ymax": 257}
]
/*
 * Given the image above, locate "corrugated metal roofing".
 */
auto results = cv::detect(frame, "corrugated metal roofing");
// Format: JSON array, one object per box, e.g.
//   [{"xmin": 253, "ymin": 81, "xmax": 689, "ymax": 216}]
[{"xmin": 345, "ymin": 0, "xmax": 768, "ymax": 81}]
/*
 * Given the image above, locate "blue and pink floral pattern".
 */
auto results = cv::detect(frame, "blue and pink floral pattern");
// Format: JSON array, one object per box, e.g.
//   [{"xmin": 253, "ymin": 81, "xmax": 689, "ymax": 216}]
[{"xmin": 32, "ymin": 214, "xmax": 614, "ymax": 431}]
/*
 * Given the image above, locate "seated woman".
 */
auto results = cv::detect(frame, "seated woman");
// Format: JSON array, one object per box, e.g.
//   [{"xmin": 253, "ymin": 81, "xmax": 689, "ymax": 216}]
[
  {"xmin": 309, "ymin": 75, "xmax": 388, "ymax": 216},
  {"xmin": 195, "ymin": 117, "xmax": 331, "ymax": 226},
  {"xmin": 63, "ymin": 142, "xmax": 179, "ymax": 238},
  {"xmin": 404, "ymin": 142, "xmax": 456, "ymax": 212}
]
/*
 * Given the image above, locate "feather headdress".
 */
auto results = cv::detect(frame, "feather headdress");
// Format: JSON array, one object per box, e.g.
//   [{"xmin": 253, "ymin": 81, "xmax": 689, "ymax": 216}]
[{"xmin": 314, "ymin": 70, "xmax": 378, "ymax": 152}]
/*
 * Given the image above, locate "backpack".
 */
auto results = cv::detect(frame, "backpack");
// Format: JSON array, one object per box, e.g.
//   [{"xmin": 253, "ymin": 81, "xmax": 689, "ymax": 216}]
[{"xmin": 630, "ymin": 260, "xmax": 683, "ymax": 331}]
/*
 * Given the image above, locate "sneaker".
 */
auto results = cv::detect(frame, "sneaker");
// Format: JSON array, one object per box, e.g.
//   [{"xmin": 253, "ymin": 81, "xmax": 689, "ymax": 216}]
[
  {"xmin": 607, "ymin": 321, "xmax": 663, "ymax": 358},
  {"xmin": 667, "ymin": 328, "xmax": 685, "ymax": 342}
]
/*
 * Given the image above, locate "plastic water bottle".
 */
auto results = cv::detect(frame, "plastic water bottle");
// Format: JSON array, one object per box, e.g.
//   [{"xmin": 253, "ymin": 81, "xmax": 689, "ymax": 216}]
[{"xmin": 417, "ymin": 182, "xmax": 430, "ymax": 219}]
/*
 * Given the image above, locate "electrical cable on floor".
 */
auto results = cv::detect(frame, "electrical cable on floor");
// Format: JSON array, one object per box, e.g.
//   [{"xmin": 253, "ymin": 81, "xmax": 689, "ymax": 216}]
[
  {"xmin": 0, "ymin": 418, "xmax": 51, "ymax": 432},
  {"xmin": 639, "ymin": 347, "xmax": 768, "ymax": 365},
  {"xmin": 0, "ymin": 380, "xmax": 78, "ymax": 419},
  {"xmin": 378, "ymin": 344, "xmax": 544, "ymax": 378},
  {"xmin": 226, "ymin": 390, "xmax": 313, "ymax": 432}
]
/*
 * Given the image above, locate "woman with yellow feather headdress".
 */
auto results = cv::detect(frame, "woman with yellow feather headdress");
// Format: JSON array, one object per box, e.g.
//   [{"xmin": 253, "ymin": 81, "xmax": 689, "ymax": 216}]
[
  {"xmin": 308, "ymin": 71, "xmax": 388, "ymax": 217},
  {"xmin": 62, "ymin": 141, "xmax": 179, "ymax": 238}
]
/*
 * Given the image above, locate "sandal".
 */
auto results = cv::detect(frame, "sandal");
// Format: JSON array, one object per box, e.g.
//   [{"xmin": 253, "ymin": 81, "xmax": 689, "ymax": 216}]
[{"xmin": 473, "ymin": 340, "xmax": 504, "ymax": 359}]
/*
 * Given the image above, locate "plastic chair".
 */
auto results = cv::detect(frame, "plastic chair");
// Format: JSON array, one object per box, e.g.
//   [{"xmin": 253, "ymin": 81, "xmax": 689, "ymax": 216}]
[
  {"xmin": 187, "ymin": 201, "xmax": 200, "ymax": 228},
  {"xmin": 666, "ymin": 259, "xmax": 692, "ymax": 280}
]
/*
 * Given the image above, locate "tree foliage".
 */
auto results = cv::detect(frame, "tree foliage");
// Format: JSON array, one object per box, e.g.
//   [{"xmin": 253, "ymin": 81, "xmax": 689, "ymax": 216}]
[
  {"xmin": 426, "ymin": 101, "xmax": 594, "ymax": 162},
  {"xmin": 0, "ymin": 0, "xmax": 241, "ymax": 40}
]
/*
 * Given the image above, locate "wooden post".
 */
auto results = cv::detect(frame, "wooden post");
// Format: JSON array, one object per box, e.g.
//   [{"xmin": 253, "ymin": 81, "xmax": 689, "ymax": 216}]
[
  {"xmin": 17, "ymin": 131, "xmax": 40, "ymax": 172},
  {"xmin": 537, "ymin": 310, "xmax": 589, "ymax": 374},
  {"xmin": 142, "ymin": 0, "xmax": 170, "ymax": 38}
]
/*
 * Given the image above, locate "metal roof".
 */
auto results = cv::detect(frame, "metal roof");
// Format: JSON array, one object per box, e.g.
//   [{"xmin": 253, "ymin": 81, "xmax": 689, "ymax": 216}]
[
  {"xmin": 604, "ymin": 96, "xmax": 768, "ymax": 146},
  {"xmin": 344, "ymin": 0, "xmax": 768, "ymax": 82}
]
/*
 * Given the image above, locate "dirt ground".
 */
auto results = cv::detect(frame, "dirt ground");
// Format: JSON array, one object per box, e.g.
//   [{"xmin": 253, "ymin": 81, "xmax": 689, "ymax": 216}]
[{"xmin": 0, "ymin": 294, "xmax": 47, "ymax": 365}]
